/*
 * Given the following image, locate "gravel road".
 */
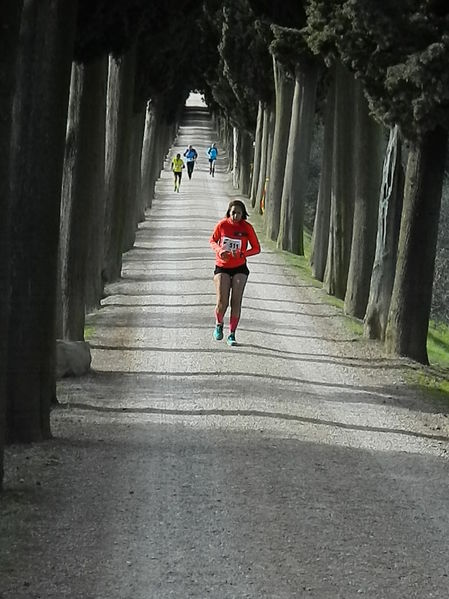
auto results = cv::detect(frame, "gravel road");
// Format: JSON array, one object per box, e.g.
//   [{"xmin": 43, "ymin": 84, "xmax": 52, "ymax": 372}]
[{"xmin": 2, "ymin": 100, "xmax": 449, "ymax": 599}]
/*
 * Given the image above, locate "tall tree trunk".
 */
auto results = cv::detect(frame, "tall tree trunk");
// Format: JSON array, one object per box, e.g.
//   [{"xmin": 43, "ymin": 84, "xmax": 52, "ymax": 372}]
[
  {"xmin": 123, "ymin": 106, "xmax": 146, "ymax": 252},
  {"xmin": 255, "ymin": 103, "xmax": 271, "ymax": 213},
  {"xmin": 344, "ymin": 81, "xmax": 385, "ymax": 318},
  {"xmin": 60, "ymin": 58, "xmax": 107, "ymax": 339},
  {"xmin": 226, "ymin": 120, "xmax": 234, "ymax": 172},
  {"xmin": 323, "ymin": 62, "xmax": 356, "ymax": 299},
  {"xmin": 264, "ymin": 109, "xmax": 276, "ymax": 214},
  {"xmin": 84, "ymin": 56, "xmax": 108, "ymax": 312},
  {"xmin": 257, "ymin": 105, "xmax": 275, "ymax": 215},
  {"xmin": 364, "ymin": 127, "xmax": 404, "ymax": 341},
  {"xmin": 278, "ymin": 63, "xmax": 319, "ymax": 254},
  {"xmin": 250, "ymin": 101, "xmax": 263, "ymax": 208},
  {"xmin": 385, "ymin": 126, "xmax": 448, "ymax": 364},
  {"xmin": 157, "ymin": 120, "xmax": 171, "ymax": 179},
  {"xmin": 364, "ymin": 126, "xmax": 404, "ymax": 340},
  {"xmin": 239, "ymin": 129, "xmax": 253, "ymax": 196},
  {"xmin": 0, "ymin": 0, "xmax": 23, "ymax": 486},
  {"xmin": 265, "ymin": 57, "xmax": 294, "ymax": 241},
  {"xmin": 7, "ymin": 0, "xmax": 77, "ymax": 443},
  {"xmin": 232, "ymin": 126, "xmax": 240, "ymax": 189},
  {"xmin": 310, "ymin": 74, "xmax": 335, "ymax": 281},
  {"xmin": 149, "ymin": 114, "xmax": 165, "ymax": 200},
  {"xmin": 218, "ymin": 114, "xmax": 227, "ymax": 149},
  {"xmin": 103, "ymin": 48, "xmax": 136, "ymax": 283},
  {"xmin": 140, "ymin": 100, "xmax": 160, "ymax": 213}
]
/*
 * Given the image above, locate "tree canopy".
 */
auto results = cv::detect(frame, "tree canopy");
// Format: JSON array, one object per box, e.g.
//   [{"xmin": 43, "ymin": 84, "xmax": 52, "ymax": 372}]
[{"xmin": 305, "ymin": 0, "xmax": 449, "ymax": 140}]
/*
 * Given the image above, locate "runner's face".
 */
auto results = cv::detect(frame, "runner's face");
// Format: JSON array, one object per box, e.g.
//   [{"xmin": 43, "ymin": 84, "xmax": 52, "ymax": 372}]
[{"xmin": 230, "ymin": 206, "xmax": 243, "ymax": 222}]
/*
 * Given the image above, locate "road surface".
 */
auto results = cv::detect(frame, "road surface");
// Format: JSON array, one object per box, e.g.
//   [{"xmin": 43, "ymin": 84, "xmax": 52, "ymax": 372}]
[{"xmin": 2, "ymin": 102, "xmax": 449, "ymax": 599}]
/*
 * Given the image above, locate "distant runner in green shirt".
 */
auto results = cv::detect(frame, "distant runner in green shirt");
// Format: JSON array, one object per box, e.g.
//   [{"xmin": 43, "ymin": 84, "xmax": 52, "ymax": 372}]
[{"xmin": 171, "ymin": 153, "xmax": 185, "ymax": 192}]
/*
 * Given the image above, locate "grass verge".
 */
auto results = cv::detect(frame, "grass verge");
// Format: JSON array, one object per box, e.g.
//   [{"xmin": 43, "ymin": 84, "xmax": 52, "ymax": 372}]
[
  {"xmin": 415, "ymin": 322, "xmax": 449, "ymax": 397},
  {"xmin": 84, "ymin": 325, "xmax": 95, "ymax": 341}
]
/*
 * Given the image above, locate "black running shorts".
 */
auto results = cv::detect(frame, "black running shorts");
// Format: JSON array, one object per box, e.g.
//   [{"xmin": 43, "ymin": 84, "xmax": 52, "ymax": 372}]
[{"xmin": 214, "ymin": 263, "xmax": 249, "ymax": 277}]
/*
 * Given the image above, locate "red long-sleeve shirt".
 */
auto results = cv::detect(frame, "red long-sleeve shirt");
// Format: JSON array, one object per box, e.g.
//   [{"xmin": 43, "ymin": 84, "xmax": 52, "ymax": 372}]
[{"xmin": 210, "ymin": 217, "xmax": 261, "ymax": 268}]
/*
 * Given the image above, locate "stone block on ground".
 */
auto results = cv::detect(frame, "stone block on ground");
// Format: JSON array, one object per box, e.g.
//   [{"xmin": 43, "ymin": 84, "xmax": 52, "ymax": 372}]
[{"xmin": 56, "ymin": 340, "xmax": 92, "ymax": 378}]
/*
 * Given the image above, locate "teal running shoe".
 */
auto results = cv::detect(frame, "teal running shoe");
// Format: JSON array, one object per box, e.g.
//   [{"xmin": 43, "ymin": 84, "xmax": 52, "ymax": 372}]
[
  {"xmin": 213, "ymin": 324, "xmax": 223, "ymax": 341},
  {"xmin": 227, "ymin": 333, "xmax": 236, "ymax": 346}
]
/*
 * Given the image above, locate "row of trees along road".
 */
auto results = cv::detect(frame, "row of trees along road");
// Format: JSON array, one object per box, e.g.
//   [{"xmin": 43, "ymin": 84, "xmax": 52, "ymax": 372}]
[{"xmin": 1, "ymin": 0, "xmax": 448, "ymax": 489}]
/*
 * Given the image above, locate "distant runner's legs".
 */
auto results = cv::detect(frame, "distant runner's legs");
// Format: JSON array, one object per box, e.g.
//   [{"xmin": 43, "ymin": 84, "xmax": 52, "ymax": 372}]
[
  {"xmin": 187, "ymin": 161, "xmax": 194, "ymax": 179},
  {"xmin": 174, "ymin": 171, "xmax": 182, "ymax": 191}
]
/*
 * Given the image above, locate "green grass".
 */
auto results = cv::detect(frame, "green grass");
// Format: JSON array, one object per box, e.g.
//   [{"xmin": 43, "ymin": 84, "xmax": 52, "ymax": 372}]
[
  {"xmin": 427, "ymin": 321, "xmax": 449, "ymax": 368},
  {"xmin": 84, "ymin": 325, "xmax": 95, "ymax": 341},
  {"xmin": 415, "ymin": 321, "xmax": 449, "ymax": 397}
]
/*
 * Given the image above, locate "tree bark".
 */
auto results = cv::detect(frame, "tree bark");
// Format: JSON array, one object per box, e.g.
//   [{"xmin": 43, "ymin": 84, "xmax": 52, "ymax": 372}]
[
  {"xmin": 123, "ymin": 105, "xmax": 146, "ymax": 252},
  {"xmin": 265, "ymin": 57, "xmax": 294, "ymax": 241},
  {"xmin": 226, "ymin": 120, "xmax": 234, "ymax": 172},
  {"xmin": 60, "ymin": 57, "xmax": 107, "ymax": 339},
  {"xmin": 385, "ymin": 126, "xmax": 448, "ymax": 363},
  {"xmin": 255, "ymin": 103, "xmax": 271, "ymax": 213},
  {"xmin": 232, "ymin": 126, "xmax": 240, "ymax": 189},
  {"xmin": 0, "ymin": 0, "xmax": 23, "ymax": 486},
  {"xmin": 103, "ymin": 48, "xmax": 136, "ymax": 283},
  {"xmin": 278, "ymin": 63, "xmax": 319, "ymax": 254},
  {"xmin": 140, "ymin": 100, "xmax": 160, "ymax": 213},
  {"xmin": 344, "ymin": 81, "xmax": 385, "ymax": 318},
  {"xmin": 323, "ymin": 62, "xmax": 356, "ymax": 299},
  {"xmin": 149, "ymin": 112, "xmax": 165, "ymax": 202},
  {"xmin": 364, "ymin": 126, "xmax": 404, "ymax": 340},
  {"xmin": 310, "ymin": 73, "xmax": 335, "ymax": 281},
  {"xmin": 238, "ymin": 129, "xmax": 253, "ymax": 196},
  {"xmin": 84, "ymin": 56, "xmax": 108, "ymax": 312},
  {"xmin": 250, "ymin": 101, "xmax": 263, "ymax": 208},
  {"xmin": 257, "ymin": 105, "xmax": 275, "ymax": 215},
  {"xmin": 7, "ymin": 0, "xmax": 77, "ymax": 443}
]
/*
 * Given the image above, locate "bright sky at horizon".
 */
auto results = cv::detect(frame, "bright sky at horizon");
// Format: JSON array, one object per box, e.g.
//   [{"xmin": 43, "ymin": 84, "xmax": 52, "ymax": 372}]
[{"xmin": 185, "ymin": 91, "xmax": 207, "ymax": 107}]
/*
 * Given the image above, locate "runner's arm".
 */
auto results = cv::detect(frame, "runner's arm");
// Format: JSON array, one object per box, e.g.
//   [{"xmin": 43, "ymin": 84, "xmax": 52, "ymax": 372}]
[
  {"xmin": 209, "ymin": 225, "xmax": 222, "ymax": 254},
  {"xmin": 210, "ymin": 225, "xmax": 231, "ymax": 260},
  {"xmin": 243, "ymin": 225, "xmax": 261, "ymax": 258}
]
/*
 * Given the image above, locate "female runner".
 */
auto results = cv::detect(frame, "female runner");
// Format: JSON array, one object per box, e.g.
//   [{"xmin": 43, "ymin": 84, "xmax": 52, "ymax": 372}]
[{"xmin": 209, "ymin": 199, "xmax": 261, "ymax": 345}]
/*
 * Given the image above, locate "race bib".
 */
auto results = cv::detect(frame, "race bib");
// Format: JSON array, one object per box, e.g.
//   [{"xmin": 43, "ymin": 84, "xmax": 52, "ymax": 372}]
[{"xmin": 222, "ymin": 236, "xmax": 242, "ymax": 252}]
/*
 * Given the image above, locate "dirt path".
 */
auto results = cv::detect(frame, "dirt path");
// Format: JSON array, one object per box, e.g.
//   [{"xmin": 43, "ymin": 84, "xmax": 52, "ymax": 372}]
[{"xmin": 2, "ymin": 102, "xmax": 449, "ymax": 599}]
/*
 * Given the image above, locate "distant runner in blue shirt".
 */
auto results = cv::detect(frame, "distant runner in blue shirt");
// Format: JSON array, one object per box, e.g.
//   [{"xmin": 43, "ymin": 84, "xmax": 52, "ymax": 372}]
[
  {"xmin": 183, "ymin": 144, "xmax": 198, "ymax": 179},
  {"xmin": 207, "ymin": 143, "xmax": 218, "ymax": 177}
]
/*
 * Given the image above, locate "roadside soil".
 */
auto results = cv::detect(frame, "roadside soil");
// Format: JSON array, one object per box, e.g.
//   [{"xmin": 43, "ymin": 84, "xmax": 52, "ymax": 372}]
[{"xmin": 1, "ymin": 100, "xmax": 449, "ymax": 599}]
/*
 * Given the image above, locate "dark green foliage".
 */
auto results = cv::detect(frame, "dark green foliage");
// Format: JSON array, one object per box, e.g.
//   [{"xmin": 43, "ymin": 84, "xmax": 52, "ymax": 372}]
[
  {"xmin": 246, "ymin": 0, "xmax": 306, "ymax": 28},
  {"xmin": 75, "ymin": 0, "xmax": 144, "ymax": 62},
  {"xmin": 270, "ymin": 25, "xmax": 316, "ymax": 76},
  {"xmin": 303, "ymin": 1, "xmax": 343, "ymax": 64},
  {"xmin": 245, "ymin": 0, "xmax": 311, "ymax": 75},
  {"xmin": 304, "ymin": 1, "xmax": 449, "ymax": 140},
  {"xmin": 218, "ymin": 1, "xmax": 269, "ymax": 130},
  {"xmin": 74, "ymin": 0, "xmax": 289, "ymax": 128},
  {"xmin": 75, "ymin": 0, "xmax": 206, "ymax": 122},
  {"xmin": 221, "ymin": 3, "xmax": 274, "ymax": 107},
  {"xmin": 196, "ymin": 0, "xmax": 273, "ymax": 131}
]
